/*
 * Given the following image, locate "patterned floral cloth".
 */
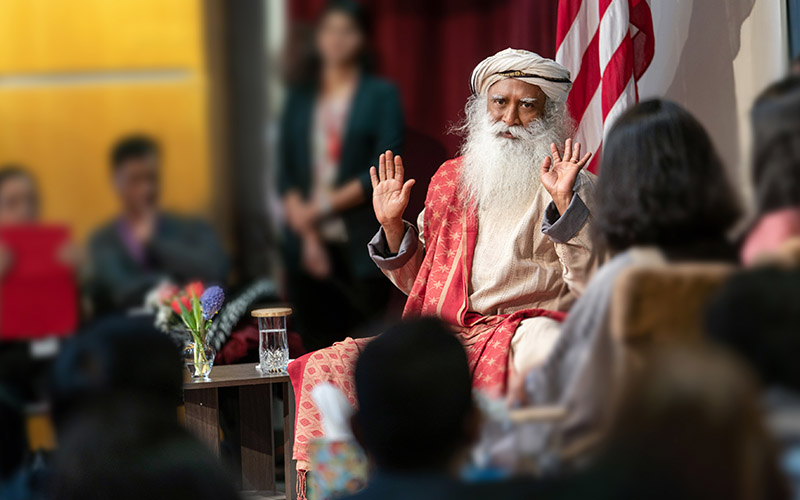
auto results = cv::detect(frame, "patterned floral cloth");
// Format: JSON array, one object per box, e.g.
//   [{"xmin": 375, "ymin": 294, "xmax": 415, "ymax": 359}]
[{"xmin": 307, "ymin": 440, "xmax": 369, "ymax": 500}]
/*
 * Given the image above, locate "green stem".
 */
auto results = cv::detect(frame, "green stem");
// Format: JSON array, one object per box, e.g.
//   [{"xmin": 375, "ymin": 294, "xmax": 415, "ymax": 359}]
[{"xmin": 191, "ymin": 329, "xmax": 209, "ymax": 377}]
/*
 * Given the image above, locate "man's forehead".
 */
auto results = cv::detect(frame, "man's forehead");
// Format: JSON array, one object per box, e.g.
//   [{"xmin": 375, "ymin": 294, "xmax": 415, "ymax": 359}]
[{"xmin": 487, "ymin": 78, "xmax": 545, "ymax": 98}]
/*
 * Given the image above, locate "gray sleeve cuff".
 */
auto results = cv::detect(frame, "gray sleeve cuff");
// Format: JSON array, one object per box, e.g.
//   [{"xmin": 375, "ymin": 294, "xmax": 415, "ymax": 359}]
[
  {"xmin": 542, "ymin": 194, "xmax": 590, "ymax": 244},
  {"xmin": 368, "ymin": 220, "xmax": 419, "ymax": 270}
]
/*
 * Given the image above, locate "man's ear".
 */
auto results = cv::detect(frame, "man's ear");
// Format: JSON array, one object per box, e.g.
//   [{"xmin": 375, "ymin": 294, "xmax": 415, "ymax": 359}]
[{"xmin": 350, "ymin": 412, "xmax": 366, "ymax": 450}]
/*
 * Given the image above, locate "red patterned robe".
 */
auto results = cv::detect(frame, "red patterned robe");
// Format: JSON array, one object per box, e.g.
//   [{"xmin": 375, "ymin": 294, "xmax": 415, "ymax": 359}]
[{"xmin": 288, "ymin": 156, "xmax": 605, "ymax": 474}]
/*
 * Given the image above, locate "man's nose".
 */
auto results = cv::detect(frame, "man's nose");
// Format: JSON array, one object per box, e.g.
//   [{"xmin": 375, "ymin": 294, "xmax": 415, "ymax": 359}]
[{"xmin": 502, "ymin": 106, "xmax": 521, "ymax": 127}]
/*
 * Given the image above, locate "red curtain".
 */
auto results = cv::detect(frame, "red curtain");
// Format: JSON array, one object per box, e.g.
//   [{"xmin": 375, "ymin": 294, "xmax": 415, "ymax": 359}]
[{"xmin": 290, "ymin": 0, "xmax": 558, "ymax": 216}]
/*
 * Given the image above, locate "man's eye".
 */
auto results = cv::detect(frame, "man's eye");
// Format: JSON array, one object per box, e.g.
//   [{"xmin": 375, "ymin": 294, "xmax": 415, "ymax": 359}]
[
  {"xmin": 522, "ymin": 102, "xmax": 533, "ymax": 109},
  {"xmin": 494, "ymin": 99, "xmax": 505, "ymax": 105}
]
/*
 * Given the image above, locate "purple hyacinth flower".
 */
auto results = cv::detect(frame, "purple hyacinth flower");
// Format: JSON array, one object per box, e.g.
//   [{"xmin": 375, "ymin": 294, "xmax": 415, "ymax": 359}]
[{"xmin": 200, "ymin": 286, "xmax": 225, "ymax": 320}]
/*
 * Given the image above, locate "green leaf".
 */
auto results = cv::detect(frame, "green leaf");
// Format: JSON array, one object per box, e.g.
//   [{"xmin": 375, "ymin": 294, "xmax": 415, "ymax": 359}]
[{"xmin": 176, "ymin": 299, "xmax": 196, "ymax": 331}]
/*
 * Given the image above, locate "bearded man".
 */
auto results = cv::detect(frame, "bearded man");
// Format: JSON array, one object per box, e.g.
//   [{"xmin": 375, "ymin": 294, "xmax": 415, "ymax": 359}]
[{"xmin": 288, "ymin": 48, "xmax": 603, "ymax": 487}]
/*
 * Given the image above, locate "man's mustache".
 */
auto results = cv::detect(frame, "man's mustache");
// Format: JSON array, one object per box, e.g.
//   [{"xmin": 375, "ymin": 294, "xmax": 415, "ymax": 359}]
[{"xmin": 487, "ymin": 119, "xmax": 540, "ymax": 140}]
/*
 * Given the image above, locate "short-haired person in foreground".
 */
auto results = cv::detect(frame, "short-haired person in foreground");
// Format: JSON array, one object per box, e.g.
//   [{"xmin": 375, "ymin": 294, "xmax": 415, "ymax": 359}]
[
  {"xmin": 706, "ymin": 267, "xmax": 800, "ymax": 492},
  {"xmin": 344, "ymin": 318, "xmax": 479, "ymax": 500},
  {"xmin": 89, "ymin": 135, "xmax": 229, "ymax": 315},
  {"xmin": 521, "ymin": 99, "xmax": 742, "ymax": 458},
  {"xmin": 578, "ymin": 345, "xmax": 789, "ymax": 500},
  {"xmin": 290, "ymin": 48, "xmax": 605, "ymax": 482},
  {"xmin": 49, "ymin": 320, "xmax": 239, "ymax": 500}
]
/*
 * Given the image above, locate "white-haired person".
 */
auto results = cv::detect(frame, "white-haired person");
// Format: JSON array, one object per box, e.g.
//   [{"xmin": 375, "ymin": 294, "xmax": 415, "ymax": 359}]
[{"xmin": 288, "ymin": 48, "xmax": 604, "ymax": 494}]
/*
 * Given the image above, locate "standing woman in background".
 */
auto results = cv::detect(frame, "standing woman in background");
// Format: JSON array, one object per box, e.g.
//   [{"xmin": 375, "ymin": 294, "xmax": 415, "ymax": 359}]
[{"xmin": 278, "ymin": 0, "xmax": 404, "ymax": 352}]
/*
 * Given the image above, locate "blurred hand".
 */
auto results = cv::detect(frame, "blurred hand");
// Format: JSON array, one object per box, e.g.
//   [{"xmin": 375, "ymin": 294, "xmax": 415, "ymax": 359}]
[
  {"xmin": 285, "ymin": 195, "xmax": 319, "ymax": 236},
  {"xmin": 505, "ymin": 367, "xmax": 531, "ymax": 408},
  {"xmin": 57, "ymin": 242, "xmax": 84, "ymax": 270},
  {"xmin": 540, "ymin": 138, "xmax": 592, "ymax": 215},
  {"xmin": 370, "ymin": 150, "xmax": 415, "ymax": 229},
  {"xmin": 0, "ymin": 243, "xmax": 11, "ymax": 279},
  {"xmin": 132, "ymin": 211, "xmax": 158, "ymax": 245},
  {"xmin": 301, "ymin": 232, "xmax": 331, "ymax": 279}
]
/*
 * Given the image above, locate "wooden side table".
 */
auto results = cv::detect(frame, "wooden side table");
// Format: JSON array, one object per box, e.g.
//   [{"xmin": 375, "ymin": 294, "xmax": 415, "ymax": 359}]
[{"xmin": 183, "ymin": 364, "xmax": 295, "ymax": 499}]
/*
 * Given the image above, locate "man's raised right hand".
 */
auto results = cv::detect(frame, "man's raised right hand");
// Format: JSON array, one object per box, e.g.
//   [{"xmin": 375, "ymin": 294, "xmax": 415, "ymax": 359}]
[{"xmin": 370, "ymin": 150, "xmax": 415, "ymax": 229}]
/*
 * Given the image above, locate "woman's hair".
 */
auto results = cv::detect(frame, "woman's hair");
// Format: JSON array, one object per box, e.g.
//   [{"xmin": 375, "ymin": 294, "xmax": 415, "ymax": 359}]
[
  {"xmin": 319, "ymin": 0, "xmax": 371, "ymax": 37},
  {"xmin": 595, "ymin": 99, "xmax": 741, "ymax": 252},
  {"xmin": 313, "ymin": 0, "xmax": 373, "ymax": 74},
  {"xmin": 750, "ymin": 76, "xmax": 800, "ymax": 216}
]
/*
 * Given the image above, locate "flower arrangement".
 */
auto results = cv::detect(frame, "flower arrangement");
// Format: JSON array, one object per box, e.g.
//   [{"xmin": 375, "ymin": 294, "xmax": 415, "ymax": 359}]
[
  {"xmin": 170, "ymin": 282, "xmax": 225, "ymax": 346},
  {"xmin": 148, "ymin": 281, "xmax": 225, "ymax": 379}
]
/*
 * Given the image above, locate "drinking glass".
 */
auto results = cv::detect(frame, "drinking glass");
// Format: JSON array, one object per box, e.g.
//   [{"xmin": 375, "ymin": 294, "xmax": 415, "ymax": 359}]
[{"xmin": 252, "ymin": 307, "xmax": 292, "ymax": 374}]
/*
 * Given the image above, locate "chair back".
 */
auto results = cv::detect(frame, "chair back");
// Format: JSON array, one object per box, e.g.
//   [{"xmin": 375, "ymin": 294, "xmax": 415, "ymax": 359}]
[{"xmin": 610, "ymin": 262, "xmax": 735, "ymax": 348}]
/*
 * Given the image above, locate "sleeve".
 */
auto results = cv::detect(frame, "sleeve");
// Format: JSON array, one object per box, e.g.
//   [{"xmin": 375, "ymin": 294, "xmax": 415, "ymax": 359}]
[
  {"xmin": 357, "ymin": 83, "xmax": 405, "ymax": 195},
  {"xmin": 277, "ymin": 90, "xmax": 298, "ymax": 197},
  {"xmin": 541, "ymin": 172, "xmax": 605, "ymax": 297},
  {"xmin": 89, "ymin": 232, "xmax": 162, "ymax": 310},
  {"xmin": 366, "ymin": 210, "xmax": 426, "ymax": 294}
]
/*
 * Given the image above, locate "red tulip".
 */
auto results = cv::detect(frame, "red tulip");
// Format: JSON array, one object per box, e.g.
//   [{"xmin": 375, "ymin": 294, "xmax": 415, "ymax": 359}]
[
  {"xmin": 171, "ymin": 295, "xmax": 192, "ymax": 315},
  {"xmin": 185, "ymin": 281, "xmax": 205, "ymax": 299}
]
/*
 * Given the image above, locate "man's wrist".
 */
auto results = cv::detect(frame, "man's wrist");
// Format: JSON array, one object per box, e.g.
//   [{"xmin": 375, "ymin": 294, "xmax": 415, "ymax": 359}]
[
  {"xmin": 553, "ymin": 194, "xmax": 573, "ymax": 215},
  {"xmin": 381, "ymin": 220, "xmax": 406, "ymax": 253},
  {"xmin": 381, "ymin": 219, "xmax": 405, "ymax": 235}
]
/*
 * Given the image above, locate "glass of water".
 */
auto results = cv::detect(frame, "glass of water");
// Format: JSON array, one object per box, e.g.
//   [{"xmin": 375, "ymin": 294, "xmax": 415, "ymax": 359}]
[{"xmin": 252, "ymin": 307, "xmax": 292, "ymax": 375}]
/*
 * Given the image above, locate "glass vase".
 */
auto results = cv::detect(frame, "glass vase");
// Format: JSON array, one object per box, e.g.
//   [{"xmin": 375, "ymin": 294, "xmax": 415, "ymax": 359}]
[
  {"xmin": 184, "ymin": 341, "xmax": 216, "ymax": 381},
  {"xmin": 252, "ymin": 307, "xmax": 292, "ymax": 375}
]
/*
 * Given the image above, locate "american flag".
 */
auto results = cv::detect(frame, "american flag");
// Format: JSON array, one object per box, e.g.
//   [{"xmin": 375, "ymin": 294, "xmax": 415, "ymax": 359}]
[{"xmin": 556, "ymin": 0, "xmax": 655, "ymax": 173}]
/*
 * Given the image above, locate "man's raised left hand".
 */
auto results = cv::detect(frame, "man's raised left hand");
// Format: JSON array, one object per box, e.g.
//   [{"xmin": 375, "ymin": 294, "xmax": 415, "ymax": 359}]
[{"xmin": 540, "ymin": 138, "xmax": 592, "ymax": 215}]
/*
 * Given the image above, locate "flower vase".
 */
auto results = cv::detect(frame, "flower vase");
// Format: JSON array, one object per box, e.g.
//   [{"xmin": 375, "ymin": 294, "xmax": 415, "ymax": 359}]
[{"xmin": 184, "ymin": 340, "xmax": 216, "ymax": 381}]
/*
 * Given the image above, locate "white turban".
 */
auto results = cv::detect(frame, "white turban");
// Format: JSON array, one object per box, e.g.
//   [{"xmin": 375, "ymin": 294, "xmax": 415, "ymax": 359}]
[{"xmin": 470, "ymin": 48, "xmax": 572, "ymax": 103}]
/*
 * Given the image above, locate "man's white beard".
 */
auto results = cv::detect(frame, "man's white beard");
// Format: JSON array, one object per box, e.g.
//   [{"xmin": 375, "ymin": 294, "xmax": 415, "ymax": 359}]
[{"xmin": 458, "ymin": 96, "xmax": 571, "ymax": 217}]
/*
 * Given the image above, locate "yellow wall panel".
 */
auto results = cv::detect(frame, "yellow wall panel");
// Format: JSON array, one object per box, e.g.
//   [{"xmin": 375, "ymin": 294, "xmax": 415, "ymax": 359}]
[
  {"xmin": 0, "ymin": 0, "xmax": 215, "ymax": 243},
  {"xmin": 0, "ymin": 0, "xmax": 204, "ymax": 73},
  {"xmin": 0, "ymin": 80, "xmax": 212, "ymax": 241}
]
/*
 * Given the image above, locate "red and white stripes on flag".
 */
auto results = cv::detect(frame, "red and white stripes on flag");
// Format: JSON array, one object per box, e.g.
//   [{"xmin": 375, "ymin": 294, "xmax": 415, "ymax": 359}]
[{"xmin": 556, "ymin": 0, "xmax": 655, "ymax": 173}]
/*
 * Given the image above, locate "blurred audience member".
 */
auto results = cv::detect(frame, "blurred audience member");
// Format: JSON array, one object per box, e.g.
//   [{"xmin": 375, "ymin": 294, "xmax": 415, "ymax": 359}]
[
  {"xmin": 344, "ymin": 318, "xmax": 479, "ymax": 500},
  {"xmin": 0, "ymin": 165, "xmax": 79, "ymax": 401},
  {"xmin": 522, "ymin": 99, "xmax": 742, "ymax": 458},
  {"xmin": 48, "ymin": 319, "xmax": 239, "ymax": 500},
  {"xmin": 50, "ymin": 403, "xmax": 239, "ymax": 500},
  {"xmin": 0, "ymin": 166, "xmax": 38, "ymax": 225},
  {"xmin": 278, "ymin": 0, "xmax": 403, "ymax": 352},
  {"xmin": 581, "ymin": 345, "xmax": 789, "ymax": 500},
  {"xmin": 741, "ymin": 76, "xmax": 800, "ymax": 265},
  {"xmin": 48, "ymin": 317, "xmax": 182, "ymax": 433},
  {"xmin": 0, "ymin": 165, "xmax": 82, "ymax": 274},
  {"xmin": 707, "ymin": 267, "xmax": 800, "ymax": 394},
  {"xmin": 707, "ymin": 267, "xmax": 800, "ymax": 494},
  {"xmin": 89, "ymin": 135, "xmax": 228, "ymax": 316},
  {"xmin": 0, "ymin": 166, "xmax": 40, "ymax": 279}
]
